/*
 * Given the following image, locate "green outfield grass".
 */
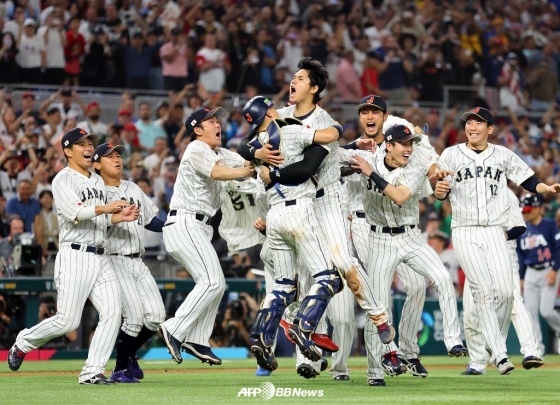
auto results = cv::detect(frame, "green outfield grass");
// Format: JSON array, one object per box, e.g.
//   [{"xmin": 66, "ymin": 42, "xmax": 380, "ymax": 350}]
[{"xmin": 1, "ymin": 355, "xmax": 559, "ymax": 404}]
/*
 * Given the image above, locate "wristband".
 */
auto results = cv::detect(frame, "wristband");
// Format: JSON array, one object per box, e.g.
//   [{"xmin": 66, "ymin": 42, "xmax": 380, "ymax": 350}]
[
  {"xmin": 269, "ymin": 170, "xmax": 280, "ymax": 184},
  {"xmin": 369, "ymin": 171, "xmax": 388, "ymax": 191},
  {"xmin": 332, "ymin": 124, "xmax": 343, "ymax": 138}
]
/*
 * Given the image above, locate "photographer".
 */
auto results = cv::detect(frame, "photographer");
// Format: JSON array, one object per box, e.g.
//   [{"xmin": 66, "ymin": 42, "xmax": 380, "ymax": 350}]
[
  {"xmin": 38, "ymin": 296, "xmax": 78, "ymax": 349},
  {"xmin": 222, "ymin": 298, "xmax": 252, "ymax": 349},
  {"xmin": 0, "ymin": 216, "xmax": 24, "ymax": 274}
]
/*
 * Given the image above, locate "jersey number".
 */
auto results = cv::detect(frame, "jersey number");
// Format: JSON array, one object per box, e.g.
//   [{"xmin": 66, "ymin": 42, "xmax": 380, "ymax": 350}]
[
  {"xmin": 537, "ymin": 248, "xmax": 552, "ymax": 262},
  {"xmin": 489, "ymin": 184, "xmax": 497, "ymax": 196},
  {"xmin": 231, "ymin": 193, "xmax": 256, "ymax": 211}
]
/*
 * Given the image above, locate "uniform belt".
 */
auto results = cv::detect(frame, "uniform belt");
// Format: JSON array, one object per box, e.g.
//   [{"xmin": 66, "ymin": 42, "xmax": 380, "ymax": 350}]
[
  {"xmin": 71, "ymin": 243, "xmax": 105, "ymax": 255},
  {"xmin": 355, "ymin": 212, "xmax": 366, "ymax": 219},
  {"xmin": 168, "ymin": 210, "xmax": 211, "ymax": 224},
  {"xmin": 371, "ymin": 225, "xmax": 415, "ymax": 235},
  {"xmin": 285, "ymin": 200, "xmax": 297, "ymax": 206},
  {"xmin": 530, "ymin": 262, "xmax": 551, "ymax": 270},
  {"xmin": 315, "ymin": 189, "xmax": 325, "ymax": 198},
  {"xmin": 111, "ymin": 252, "xmax": 141, "ymax": 259}
]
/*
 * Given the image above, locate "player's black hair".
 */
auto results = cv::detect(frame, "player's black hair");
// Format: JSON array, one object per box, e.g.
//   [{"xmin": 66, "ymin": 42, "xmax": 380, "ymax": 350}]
[{"xmin": 297, "ymin": 57, "xmax": 328, "ymax": 105}]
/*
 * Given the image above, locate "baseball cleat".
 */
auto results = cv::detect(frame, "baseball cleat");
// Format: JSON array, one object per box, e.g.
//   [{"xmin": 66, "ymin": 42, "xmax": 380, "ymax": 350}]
[
  {"xmin": 280, "ymin": 319, "xmax": 296, "ymax": 345},
  {"xmin": 287, "ymin": 325, "xmax": 322, "ymax": 362},
  {"xmin": 461, "ymin": 367, "xmax": 484, "ymax": 375},
  {"xmin": 159, "ymin": 324, "xmax": 182, "ymax": 364},
  {"xmin": 367, "ymin": 378, "xmax": 386, "ymax": 386},
  {"xmin": 448, "ymin": 344, "xmax": 468, "ymax": 357},
  {"xmin": 297, "ymin": 364, "xmax": 319, "ymax": 379},
  {"xmin": 110, "ymin": 369, "xmax": 140, "ymax": 383},
  {"xmin": 334, "ymin": 374, "xmax": 349, "ymax": 381},
  {"xmin": 181, "ymin": 342, "xmax": 222, "ymax": 366},
  {"xmin": 256, "ymin": 366, "xmax": 272, "ymax": 377},
  {"xmin": 320, "ymin": 357, "xmax": 328, "ymax": 372},
  {"xmin": 522, "ymin": 355, "xmax": 544, "ymax": 370},
  {"xmin": 280, "ymin": 320, "xmax": 338, "ymax": 351},
  {"xmin": 400, "ymin": 357, "xmax": 428, "ymax": 378},
  {"xmin": 382, "ymin": 352, "xmax": 407, "ymax": 376},
  {"xmin": 127, "ymin": 357, "xmax": 144, "ymax": 380},
  {"xmin": 7, "ymin": 345, "xmax": 26, "ymax": 371},
  {"xmin": 250, "ymin": 340, "xmax": 277, "ymax": 371},
  {"xmin": 80, "ymin": 374, "xmax": 117, "ymax": 385},
  {"xmin": 376, "ymin": 322, "xmax": 396, "ymax": 344},
  {"xmin": 497, "ymin": 359, "xmax": 515, "ymax": 375}
]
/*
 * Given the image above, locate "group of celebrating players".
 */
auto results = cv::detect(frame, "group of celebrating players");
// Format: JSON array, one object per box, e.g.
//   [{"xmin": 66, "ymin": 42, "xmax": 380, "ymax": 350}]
[{"xmin": 7, "ymin": 56, "xmax": 560, "ymax": 386}]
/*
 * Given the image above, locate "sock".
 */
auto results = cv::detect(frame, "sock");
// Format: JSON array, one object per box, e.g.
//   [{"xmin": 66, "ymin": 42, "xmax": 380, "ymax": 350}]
[
  {"xmin": 115, "ymin": 330, "xmax": 137, "ymax": 371},
  {"xmin": 131, "ymin": 326, "xmax": 157, "ymax": 356}
]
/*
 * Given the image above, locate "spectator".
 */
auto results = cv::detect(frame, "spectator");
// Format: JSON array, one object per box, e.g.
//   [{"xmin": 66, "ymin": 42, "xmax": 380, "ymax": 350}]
[
  {"xmin": 76, "ymin": 102, "xmax": 109, "ymax": 138},
  {"xmin": 4, "ymin": 5, "xmax": 25, "ymax": 38},
  {"xmin": 135, "ymin": 101, "xmax": 165, "ymax": 150},
  {"xmin": 417, "ymin": 44, "xmax": 446, "ymax": 102},
  {"xmin": 37, "ymin": 11, "xmax": 66, "ymax": 85},
  {"xmin": 31, "ymin": 159, "xmax": 52, "ymax": 198},
  {"xmin": 196, "ymin": 32, "xmax": 230, "ymax": 94},
  {"xmin": 77, "ymin": 7, "xmax": 99, "ymax": 43},
  {"xmin": 120, "ymin": 31, "xmax": 163, "ymax": 90},
  {"xmin": 0, "ymin": 216, "xmax": 24, "ymax": 264},
  {"xmin": 224, "ymin": 19, "xmax": 252, "ymax": 93},
  {"xmin": 160, "ymin": 27, "xmax": 188, "ymax": 91},
  {"xmin": 63, "ymin": 16, "xmax": 84, "ymax": 86},
  {"xmin": 254, "ymin": 28, "xmax": 277, "ymax": 93},
  {"xmin": 153, "ymin": 155, "xmax": 178, "ymax": 215},
  {"xmin": 16, "ymin": 18, "xmax": 44, "ymax": 84},
  {"xmin": 0, "ymin": 150, "xmax": 34, "ymax": 201},
  {"xmin": 42, "ymin": 106, "xmax": 62, "ymax": 143},
  {"xmin": 79, "ymin": 25, "xmax": 110, "ymax": 87},
  {"xmin": 335, "ymin": 49, "xmax": 361, "ymax": 101},
  {"xmin": 277, "ymin": 25, "xmax": 304, "ymax": 75},
  {"xmin": 40, "ymin": 87, "xmax": 86, "ymax": 124},
  {"xmin": 498, "ymin": 53, "xmax": 529, "ymax": 112},
  {"xmin": 142, "ymin": 136, "xmax": 168, "ymax": 176},
  {"xmin": 33, "ymin": 189, "xmax": 58, "ymax": 258},
  {"xmin": 146, "ymin": 27, "xmax": 164, "ymax": 90},
  {"xmin": 162, "ymin": 102, "xmax": 185, "ymax": 149},
  {"xmin": 191, "ymin": 6, "xmax": 225, "ymax": 46},
  {"xmin": 0, "ymin": 32, "xmax": 18, "ymax": 83},
  {"xmin": 482, "ymin": 38, "xmax": 507, "ymax": 88},
  {"xmin": 121, "ymin": 121, "xmax": 145, "ymax": 156},
  {"xmin": 5, "ymin": 179, "xmax": 39, "ymax": 232},
  {"xmin": 529, "ymin": 54, "xmax": 559, "ymax": 111}
]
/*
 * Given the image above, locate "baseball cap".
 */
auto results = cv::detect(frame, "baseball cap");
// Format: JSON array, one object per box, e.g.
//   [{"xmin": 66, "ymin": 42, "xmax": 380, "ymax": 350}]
[
  {"xmin": 22, "ymin": 91, "xmax": 35, "ymax": 100},
  {"xmin": 61, "ymin": 87, "xmax": 72, "ymax": 97},
  {"xmin": 61, "ymin": 127, "xmax": 99, "ymax": 149},
  {"xmin": 242, "ymin": 96, "xmax": 274, "ymax": 131},
  {"xmin": 123, "ymin": 122, "xmax": 139, "ymax": 133},
  {"xmin": 87, "ymin": 102, "xmax": 100, "ymax": 111},
  {"xmin": 520, "ymin": 193, "xmax": 543, "ymax": 213},
  {"xmin": 23, "ymin": 18, "xmax": 35, "ymax": 27},
  {"xmin": 92, "ymin": 143, "xmax": 126, "ymax": 163},
  {"xmin": 163, "ymin": 155, "xmax": 179, "ymax": 166},
  {"xmin": 384, "ymin": 124, "xmax": 421, "ymax": 143},
  {"xmin": 171, "ymin": 27, "xmax": 182, "ymax": 35},
  {"xmin": 461, "ymin": 107, "xmax": 494, "ymax": 126},
  {"xmin": 185, "ymin": 107, "xmax": 224, "ymax": 136},
  {"xmin": 357, "ymin": 95, "xmax": 387, "ymax": 113},
  {"xmin": 118, "ymin": 109, "xmax": 132, "ymax": 117}
]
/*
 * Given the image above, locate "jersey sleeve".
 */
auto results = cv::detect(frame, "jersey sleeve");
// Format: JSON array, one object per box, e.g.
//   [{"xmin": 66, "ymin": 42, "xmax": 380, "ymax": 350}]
[
  {"xmin": 52, "ymin": 174, "xmax": 88, "ymax": 223},
  {"xmin": 282, "ymin": 125, "xmax": 316, "ymax": 150},
  {"xmin": 505, "ymin": 149, "xmax": 535, "ymax": 185},
  {"xmin": 414, "ymin": 135, "xmax": 439, "ymax": 173},
  {"xmin": 140, "ymin": 187, "xmax": 159, "ymax": 224},
  {"xmin": 190, "ymin": 143, "xmax": 220, "ymax": 177},
  {"xmin": 508, "ymin": 189, "xmax": 525, "ymax": 228},
  {"xmin": 217, "ymin": 148, "xmax": 246, "ymax": 168},
  {"xmin": 397, "ymin": 161, "xmax": 425, "ymax": 194}
]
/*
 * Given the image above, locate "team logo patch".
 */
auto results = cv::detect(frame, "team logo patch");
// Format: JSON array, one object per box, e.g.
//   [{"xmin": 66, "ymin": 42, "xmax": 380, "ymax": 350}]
[
  {"xmin": 471, "ymin": 107, "xmax": 480, "ymax": 113},
  {"xmin": 79, "ymin": 128, "xmax": 87, "ymax": 135},
  {"xmin": 386, "ymin": 135, "xmax": 392, "ymax": 141},
  {"xmin": 191, "ymin": 119, "xmax": 197, "ymax": 126},
  {"xmin": 94, "ymin": 154, "xmax": 98, "ymax": 160},
  {"xmin": 367, "ymin": 95, "xmax": 375, "ymax": 103},
  {"xmin": 64, "ymin": 140, "xmax": 69, "ymax": 146},
  {"xmin": 246, "ymin": 113, "xmax": 253, "ymax": 123},
  {"xmin": 404, "ymin": 127, "xmax": 410, "ymax": 133}
]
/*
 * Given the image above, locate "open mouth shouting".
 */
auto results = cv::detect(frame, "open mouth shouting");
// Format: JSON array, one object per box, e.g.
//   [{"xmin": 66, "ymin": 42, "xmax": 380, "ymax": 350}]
[
  {"xmin": 289, "ymin": 84, "xmax": 296, "ymax": 101},
  {"xmin": 83, "ymin": 152, "xmax": 92, "ymax": 163}
]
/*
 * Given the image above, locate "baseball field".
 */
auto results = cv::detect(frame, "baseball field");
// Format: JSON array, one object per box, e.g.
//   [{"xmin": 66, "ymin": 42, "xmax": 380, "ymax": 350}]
[{"xmin": 1, "ymin": 355, "xmax": 559, "ymax": 404}]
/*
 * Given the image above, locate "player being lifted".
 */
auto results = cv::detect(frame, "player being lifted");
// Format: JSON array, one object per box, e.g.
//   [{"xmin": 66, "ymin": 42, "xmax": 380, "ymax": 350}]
[
  {"xmin": 432, "ymin": 107, "xmax": 560, "ymax": 375},
  {"xmin": 92, "ymin": 142, "xmax": 167, "ymax": 383}
]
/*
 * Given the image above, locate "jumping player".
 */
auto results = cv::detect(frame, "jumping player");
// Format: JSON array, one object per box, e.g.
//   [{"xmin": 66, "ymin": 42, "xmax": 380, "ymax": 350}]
[
  {"xmin": 92, "ymin": 142, "xmax": 167, "ymax": 383},
  {"xmin": 159, "ymin": 107, "xmax": 254, "ymax": 366},
  {"xmin": 432, "ymin": 107, "xmax": 560, "ymax": 375},
  {"xmin": 8, "ymin": 128, "xmax": 139, "ymax": 385}
]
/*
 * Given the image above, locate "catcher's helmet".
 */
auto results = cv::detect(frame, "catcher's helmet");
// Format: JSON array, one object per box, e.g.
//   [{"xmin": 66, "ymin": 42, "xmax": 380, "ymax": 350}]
[
  {"xmin": 520, "ymin": 193, "xmax": 543, "ymax": 213},
  {"xmin": 242, "ymin": 96, "xmax": 274, "ymax": 131}
]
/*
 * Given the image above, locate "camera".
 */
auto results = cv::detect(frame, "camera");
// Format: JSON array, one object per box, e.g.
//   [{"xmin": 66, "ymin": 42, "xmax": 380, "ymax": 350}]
[
  {"xmin": 228, "ymin": 300, "xmax": 244, "ymax": 321},
  {"xmin": 47, "ymin": 305, "xmax": 56, "ymax": 316}
]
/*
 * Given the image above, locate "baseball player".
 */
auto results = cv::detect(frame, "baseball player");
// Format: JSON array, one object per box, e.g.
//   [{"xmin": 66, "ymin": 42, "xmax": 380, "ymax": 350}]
[
  {"xmin": 517, "ymin": 193, "xmax": 560, "ymax": 357},
  {"xmin": 432, "ymin": 106, "xmax": 560, "ymax": 375},
  {"xmin": 462, "ymin": 189, "xmax": 543, "ymax": 375},
  {"xmin": 239, "ymin": 95, "xmax": 349, "ymax": 372},
  {"xmin": 159, "ymin": 107, "xmax": 254, "ymax": 366},
  {"xmin": 350, "ymin": 124, "xmax": 467, "ymax": 387},
  {"xmin": 92, "ymin": 142, "xmax": 167, "ymax": 383},
  {"xmin": 8, "ymin": 127, "xmax": 139, "ymax": 385}
]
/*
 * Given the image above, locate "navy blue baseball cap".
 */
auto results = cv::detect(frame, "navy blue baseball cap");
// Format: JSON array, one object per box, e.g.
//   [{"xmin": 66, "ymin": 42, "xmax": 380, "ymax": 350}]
[
  {"xmin": 385, "ymin": 124, "xmax": 421, "ymax": 143},
  {"xmin": 520, "ymin": 193, "xmax": 543, "ymax": 213},
  {"xmin": 185, "ymin": 107, "xmax": 224, "ymax": 137},
  {"xmin": 61, "ymin": 127, "xmax": 98, "ymax": 149},
  {"xmin": 357, "ymin": 95, "xmax": 387, "ymax": 113},
  {"xmin": 461, "ymin": 107, "xmax": 494, "ymax": 126},
  {"xmin": 92, "ymin": 143, "xmax": 126, "ymax": 163},
  {"xmin": 242, "ymin": 96, "xmax": 274, "ymax": 131}
]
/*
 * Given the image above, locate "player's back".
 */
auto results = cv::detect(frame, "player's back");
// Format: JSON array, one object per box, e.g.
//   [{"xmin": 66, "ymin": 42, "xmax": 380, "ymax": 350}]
[{"xmin": 52, "ymin": 168, "xmax": 107, "ymax": 247}]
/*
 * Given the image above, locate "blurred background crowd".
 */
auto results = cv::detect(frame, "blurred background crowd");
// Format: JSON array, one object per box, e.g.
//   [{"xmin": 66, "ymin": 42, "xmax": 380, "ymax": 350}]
[{"xmin": 1, "ymin": 0, "xmax": 560, "ymax": 352}]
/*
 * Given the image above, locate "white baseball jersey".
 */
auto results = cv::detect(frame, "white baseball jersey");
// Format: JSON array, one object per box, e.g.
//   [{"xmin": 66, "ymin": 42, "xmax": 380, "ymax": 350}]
[
  {"xmin": 219, "ymin": 178, "xmax": 265, "ymax": 251},
  {"xmin": 438, "ymin": 143, "xmax": 534, "ymax": 229},
  {"xmin": 104, "ymin": 181, "xmax": 159, "ymax": 255},
  {"xmin": 277, "ymin": 105, "xmax": 339, "ymax": 189},
  {"xmin": 507, "ymin": 189, "xmax": 525, "ymax": 249},
  {"xmin": 52, "ymin": 168, "xmax": 108, "ymax": 246},
  {"xmin": 0, "ymin": 169, "xmax": 32, "ymax": 201},
  {"xmin": 346, "ymin": 172, "xmax": 364, "ymax": 214},
  {"xmin": 362, "ymin": 151, "xmax": 425, "ymax": 227},
  {"xmin": 257, "ymin": 124, "xmax": 318, "ymax": 206},
  {"xmin": 169, "ymin": 140, "xmax": 246, "ymax": 217}
]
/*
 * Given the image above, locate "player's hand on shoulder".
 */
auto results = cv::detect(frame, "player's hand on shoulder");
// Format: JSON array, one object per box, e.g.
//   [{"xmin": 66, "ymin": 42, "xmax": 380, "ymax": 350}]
[
  {"xmin": 255, "ymin": 144, "xmax": 284, "ymax": 167},
  {"xmin": 350, "ymin": 154, "xmax": 373, "ymax": 177},
  {"xmin": 121, "ymin": 203, "xmax": 140, "ymax": 222},
  {"xmin": 355, "ymin": 138, "xmax": 377, "ymax": 153},
  {"xmin": 429, "ymin": 169, "xmax": 454, "ymax": 181}
]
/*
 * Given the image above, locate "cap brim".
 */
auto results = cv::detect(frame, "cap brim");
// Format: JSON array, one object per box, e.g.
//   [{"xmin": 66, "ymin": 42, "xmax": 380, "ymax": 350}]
[
  {"xmin": 461, "ymin": 112, "xmax": 492, "ymax": 124},
  {"xmin": 401, "ymin": 133, "xmax": 422, "ymax": 143},
  {"xmin": 65, "ymin": 133, "xmax": 99, "ymax": 148},
  {"xmin": 202, "ymin": 107, "xmax": 225, "ymax": 122},
  {"xmin": 357, "ymin": 103, "xmax": 386, "ymax": 112},
  {"xmin": 102, "ymin": 144, "xmax": 126, "ymax": 157}
]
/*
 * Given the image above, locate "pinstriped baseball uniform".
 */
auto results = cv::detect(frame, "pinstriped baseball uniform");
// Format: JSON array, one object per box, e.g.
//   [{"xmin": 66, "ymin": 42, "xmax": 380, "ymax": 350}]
[
  {"xmin": 105, "ymin": 181, "xmax": 166, "ymax": 337},
  {"xmin": 219, "ymin": 178, "xmax": 265, "ymax": 252},
  {"xmin": 161, "ymin": 140, "xmax": 246, "ymax": 346},
  {"xmin": 15, "ymin": 168, "xmax": 122, "ymax": 383},
  {"xmin": 463, "ymin": 189, "xmax": 540, "ymax": 372},
  {"xmin": 438, "ymin": 143, "xmax": 534, "ymax": 365},
  {"xmin": 360, "ymin": 151, "xmax": 463, "ymax": 380},
  {"xmin": 278, "ymin": 106, "xmax": 385, "ymax": 378}
]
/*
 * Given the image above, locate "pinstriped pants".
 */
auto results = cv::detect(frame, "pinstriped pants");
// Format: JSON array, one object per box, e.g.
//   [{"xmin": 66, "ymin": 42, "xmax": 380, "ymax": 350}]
[
  {"xmin": 161, "ymin": 213, "xmax": 226, "ymax": 345},
  {"xmin": 109, "ymin": 255, "xmax": 166, "ymax": 336},
  {"xmin": 453, "ymin": 226, "xmax": 513, "ymax": 365},
  {"xmin": 15, "ymin": 247, "xmax": 122, "ymax": 383}
]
